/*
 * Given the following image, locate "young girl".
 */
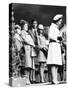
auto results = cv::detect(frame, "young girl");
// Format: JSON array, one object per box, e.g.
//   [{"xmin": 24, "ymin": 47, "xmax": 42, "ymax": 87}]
[{"xmin": 37, "ymin": 24, "xmax": 48, "ymax": 83}]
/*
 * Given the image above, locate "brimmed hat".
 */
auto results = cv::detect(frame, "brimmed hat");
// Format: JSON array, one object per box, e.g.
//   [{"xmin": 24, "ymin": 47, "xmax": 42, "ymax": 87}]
[
  {"xmin": 53, "ymin": 14, "xmax": 63, "ymax": 21},
  {"xmin": 38, "ymin": 24, "xmax": 44, "ymax": 30}
]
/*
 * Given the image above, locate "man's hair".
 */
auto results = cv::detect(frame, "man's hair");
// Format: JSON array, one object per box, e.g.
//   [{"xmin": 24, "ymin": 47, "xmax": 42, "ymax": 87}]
[
  {"xmin": 31, "ymin": 19, "xmax": 38, "ymax": 28},
  {"xmin": 31, "ymin": 19, "xmax": 37, "ymax": 24}
]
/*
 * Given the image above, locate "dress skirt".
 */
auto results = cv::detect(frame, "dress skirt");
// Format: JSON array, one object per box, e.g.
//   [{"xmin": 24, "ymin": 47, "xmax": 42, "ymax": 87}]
[
  {"xmin": 24, "ymin": 45, "xmax": 35, "ymax": 69},
  {"xmin": 47, "ymin": 42, "xmax": 62, "ymax": 66},
  {"xmin": 38, "ymin": 50, "xmax": 46, "ymax": 63}
]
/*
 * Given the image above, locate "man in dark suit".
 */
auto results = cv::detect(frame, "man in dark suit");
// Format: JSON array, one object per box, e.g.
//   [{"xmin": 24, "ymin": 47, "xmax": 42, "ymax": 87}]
[{"xmin": 29, "ymin": 19, "xmax": 38, "ymax": 83}]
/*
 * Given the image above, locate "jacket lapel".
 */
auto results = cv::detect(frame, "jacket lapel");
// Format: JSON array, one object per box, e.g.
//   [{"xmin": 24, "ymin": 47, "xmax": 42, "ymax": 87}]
[{"xmin": 29, "ymin": 30, "xmax": 35, "ymax": 42}]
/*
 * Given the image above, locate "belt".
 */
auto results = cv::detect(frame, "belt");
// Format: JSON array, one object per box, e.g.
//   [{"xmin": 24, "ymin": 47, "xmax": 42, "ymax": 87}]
[
  {"xmin": 49, "ymin": 39, "xmax": 61, "ymax": 44},
  {"xmin": 49, "ymin": 39, "xmax": 56, "ymax": 43}
]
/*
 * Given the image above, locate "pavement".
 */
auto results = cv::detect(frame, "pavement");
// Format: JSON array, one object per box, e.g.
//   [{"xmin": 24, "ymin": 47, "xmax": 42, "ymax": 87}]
[{"xmin": 26, "ymin": 81, "xmax": 66, "ymax": 86}]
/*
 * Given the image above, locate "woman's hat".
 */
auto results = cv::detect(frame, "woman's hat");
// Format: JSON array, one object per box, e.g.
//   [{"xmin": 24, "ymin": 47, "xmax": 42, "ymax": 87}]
[
  {"xmin": 15, "ymin": 24, "xmax": 21, "ymax": 30},
  {"xmin": 53, "ymin": 14, "xmax": 63, "ymax": 21},
  {"xmin": 38, "ymin": 24, "xmax": 44, "ymax": 30}
]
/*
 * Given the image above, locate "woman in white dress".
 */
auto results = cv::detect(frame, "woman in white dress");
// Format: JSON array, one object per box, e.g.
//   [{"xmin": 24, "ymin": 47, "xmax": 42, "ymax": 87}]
[
  {"xmin": 47, "ymin": 14, "xmax": 63, "ymax": 84},
  {"xmin": 37, "ymin": 24, "xmax": 48, "ymax": 83},
  {"xmin": 20, "ymin": 20, "xmax": 35, "ymax": 84}
]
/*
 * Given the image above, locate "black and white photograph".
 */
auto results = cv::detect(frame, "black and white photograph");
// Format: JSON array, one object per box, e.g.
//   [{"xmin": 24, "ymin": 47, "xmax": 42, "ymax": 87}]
[{"xmin": 9, "ymin": 3, "xmax": 67, "ymax": 87}]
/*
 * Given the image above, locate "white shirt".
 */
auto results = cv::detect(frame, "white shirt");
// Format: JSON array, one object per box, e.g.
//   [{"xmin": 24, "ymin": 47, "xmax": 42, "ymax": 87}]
[{"xmin": 49, "ymin": 23, "xmax": 61, "ymax": 41}]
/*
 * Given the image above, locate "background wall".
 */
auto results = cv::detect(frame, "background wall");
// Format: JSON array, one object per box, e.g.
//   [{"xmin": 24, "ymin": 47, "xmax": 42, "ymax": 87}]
[{"xmin": 12, "ymin": 3, "xmax": 66, "ymax": 26}]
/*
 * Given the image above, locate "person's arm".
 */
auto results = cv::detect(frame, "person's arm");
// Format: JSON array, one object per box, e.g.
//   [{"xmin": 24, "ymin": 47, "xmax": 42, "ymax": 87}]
[
  {"xmin": 21, "ymin": 31, "xmax": 29, "ymax": 45},
  {"xmin": 21, "ymin": 31, "xmax": 35, "ymax": 47}
]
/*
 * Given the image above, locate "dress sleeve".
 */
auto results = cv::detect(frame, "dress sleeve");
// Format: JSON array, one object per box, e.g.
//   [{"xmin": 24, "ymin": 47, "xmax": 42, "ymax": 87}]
[
  {"xmin": 21, "ymin": 31, "xmax": 35, "ymax": 47},
  {"xmin": 21, "ymin": 31, "xmax": 27, "ymax": 45},
  {"xmin": 21, "ymin": 31, "xmax": 26, "ymax": 40},
  {"xmin": 49, "ymin": 26, "xmax": 54, "ymax": 40}
]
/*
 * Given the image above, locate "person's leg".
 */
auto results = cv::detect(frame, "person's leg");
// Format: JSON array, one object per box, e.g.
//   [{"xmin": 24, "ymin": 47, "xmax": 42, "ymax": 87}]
[
  {"xmin": 59, "ymin": 66, "xmax": 63, "ymax": 81},
  {"xmin": 40, "ymin": 63, "xmax": 45, "ymax": 83},
  {"xmin": 32, "ymin": 57, "xmax": 36, "ymax": 81},
  {"xmin": 51, "ymin": 65, "xmax": 58, "ymax": 84},
  {"xmin": 25, "ymin": 69, "xmax": 31, "ymax": 84},
  {"xmin": 29, "ymin": 70, "xmax": 32, "ymax": 82},
  {"xmin": 30, "ymin": 57, "xmax": 36, "ymax": 83},
  {"xmin": 63, "ymin": 65, "xmax": 66, "ymax": 81},
  {"xmin": 32, "ymin": 70, "xmax": 36, "ymax": 81},
  {"xmin": 62, "ymin": 55, "xmax": 66, "ymax": 81},
  {"xmin": 48, "ymin": 65, "xmax": 52, "ymax": 82},
  {"xmin": 55, "ymin": 66, "xmax": 58, "ymax": 82}
]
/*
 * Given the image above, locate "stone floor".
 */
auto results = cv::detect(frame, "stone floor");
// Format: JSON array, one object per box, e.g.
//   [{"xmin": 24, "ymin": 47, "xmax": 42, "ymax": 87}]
[{"xmin": 26, "ymin": 81, "xmax": 66, "ymax": 86}]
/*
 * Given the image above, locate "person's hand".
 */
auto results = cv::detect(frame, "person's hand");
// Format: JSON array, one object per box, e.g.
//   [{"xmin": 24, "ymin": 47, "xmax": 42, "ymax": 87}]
[
  {"xmin": 38, "ymin": 46, "xmax": 43, "ymax": 49},
  {"xmin": 56, "ymin": 40, "xmax": 61, "ymax": 44},
  {"xmin": 33, "ymin": 45, "xmax": 35, "ymax": 48},
  {"xmin": 57, "ymin": 36, "xmax": 62, "ymax": 41}
]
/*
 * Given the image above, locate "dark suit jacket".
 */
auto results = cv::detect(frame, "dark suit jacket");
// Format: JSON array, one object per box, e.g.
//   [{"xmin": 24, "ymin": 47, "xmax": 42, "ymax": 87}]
[{"xmin": 28, "ymin": 29, "xmax": 38, "ymax": 45}]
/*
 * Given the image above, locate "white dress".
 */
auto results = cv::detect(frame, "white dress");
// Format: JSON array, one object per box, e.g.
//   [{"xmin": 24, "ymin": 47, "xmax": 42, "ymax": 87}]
[
  {"xmin": 37, "ymin": 34, "xmax": 48, "ymax": 63},
  {"xmin": 21, "ymin": 30, "xmax": 35, "ymax": 69},
  {"xmin": 47, "ymin": 23, "xmax": 62, "ymax": 65}
]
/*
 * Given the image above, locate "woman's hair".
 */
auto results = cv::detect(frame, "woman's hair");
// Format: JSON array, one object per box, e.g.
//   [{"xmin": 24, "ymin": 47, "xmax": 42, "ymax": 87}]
[{"xmin": 20, "ymin": 20, "xmax": 28, "ymax": 30}]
